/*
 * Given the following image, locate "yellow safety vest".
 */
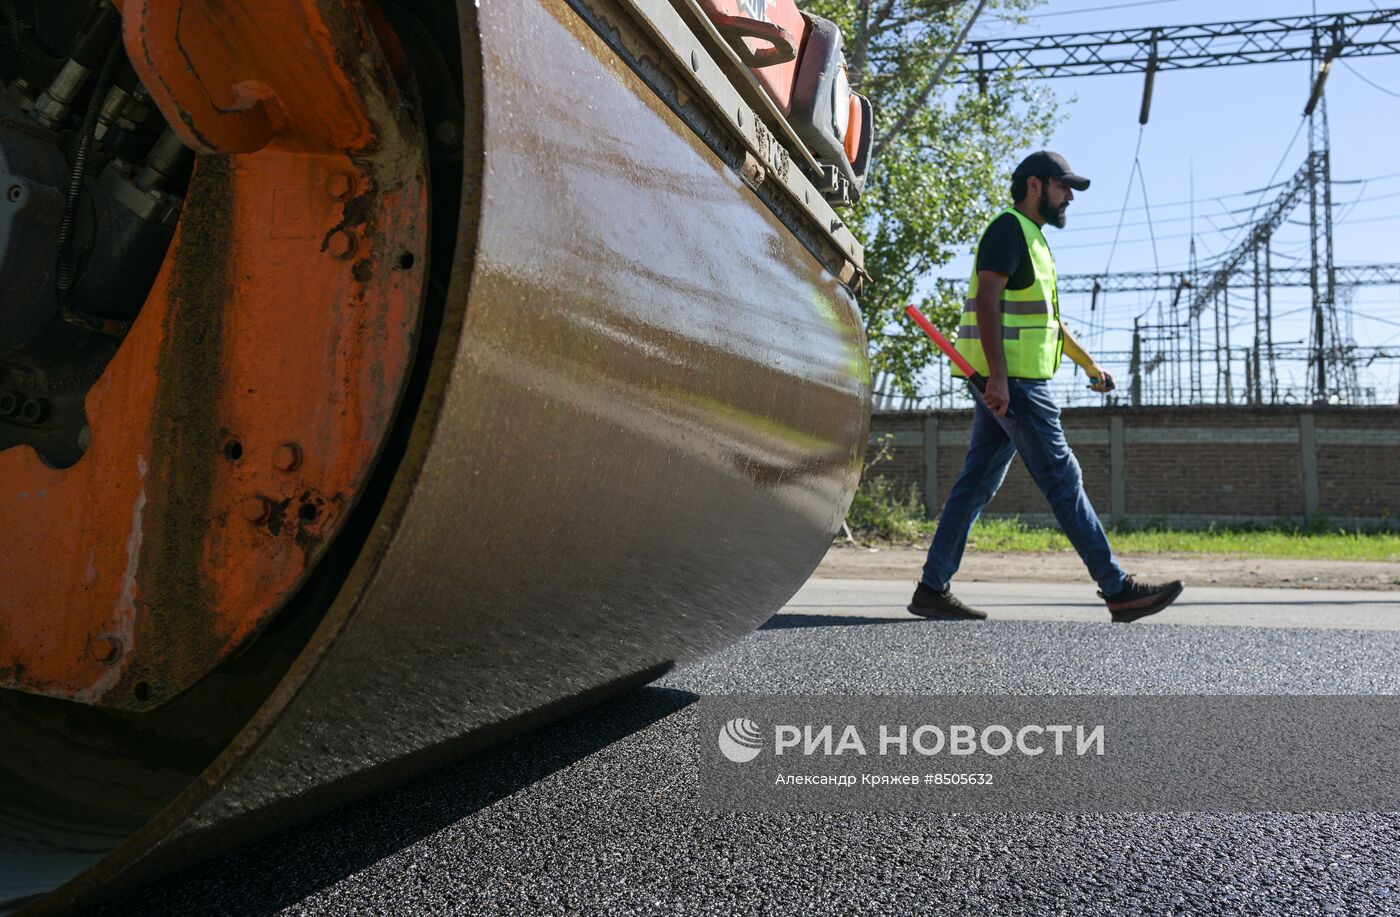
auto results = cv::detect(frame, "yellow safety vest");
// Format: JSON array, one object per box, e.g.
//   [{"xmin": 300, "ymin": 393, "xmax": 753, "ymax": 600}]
[{"xmin": 953, "ymin": 207, "xmax": 1064, "ymax": 380}]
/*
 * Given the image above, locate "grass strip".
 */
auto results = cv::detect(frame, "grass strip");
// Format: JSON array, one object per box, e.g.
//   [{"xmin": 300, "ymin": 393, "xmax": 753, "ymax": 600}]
[{"xmin": 847, "ymin": 477, "xmax": 1400, "ymax": 561}]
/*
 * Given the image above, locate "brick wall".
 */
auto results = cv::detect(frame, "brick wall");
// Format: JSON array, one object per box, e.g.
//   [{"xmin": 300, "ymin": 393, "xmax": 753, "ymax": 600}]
[{"xmin": 868, "ymin": 405, "xmax": 1400, "ymax": 527}]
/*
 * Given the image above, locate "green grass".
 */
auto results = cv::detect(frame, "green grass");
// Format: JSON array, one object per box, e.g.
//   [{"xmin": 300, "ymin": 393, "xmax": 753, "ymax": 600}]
[
  {"xmin": 845, "ymin": 477, "xmax": 930, "ymax": 544},
  {"xmin": 967, "ymin": 517, "xmax": 1400, "ymax": 561},
  {"xmin": 846, "ymin": 477, "xmax": 1400, "ymax": 561}
]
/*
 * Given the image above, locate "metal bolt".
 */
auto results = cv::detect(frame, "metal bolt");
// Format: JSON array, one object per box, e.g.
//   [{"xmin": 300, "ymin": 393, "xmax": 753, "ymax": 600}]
[
  {"xmin": 434, "ymin": 120, "xmax": 461, "ymax": 145},
  {"xmin": 326, "ymin": 229, "xmax": 357, "ymax": 259},
  {"xmin": 737, "ymin": 108, "xmax": 744, "ymax": 127},
  {"xmin": 241, "ymin": 495, "xmax": 272, "ymax": 523},
  {"xmin": 326, "ymin": 172, "xmax": 355, "ymax": 200},
  {"xmin": 273, "ymin": 442, "xmax": 302, "ymax": 472},
  {"xmin": 691, "ymin": 50, "xmax": 699, "ymax": 72},
  {"xmin": 739, "ymin": 154, "xmax": 766, "ymax": 189},
  {"xmin": 91, "ymin": 635, "xmax": 122, "ymax": 663}
]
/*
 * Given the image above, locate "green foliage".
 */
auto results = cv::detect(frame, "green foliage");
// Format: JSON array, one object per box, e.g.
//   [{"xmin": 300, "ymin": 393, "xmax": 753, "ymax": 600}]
[
  {"xmin": 846, "ymin": 434, "xmax": 930, "ymax": 541},
  {"xmin": 843, "ymin": 498, "xmax": 1400, "ymax": 559},
  {"xmin": 846, "ymin": 476, "xmax": 932, "ymax": 542},
  {"xmin": 1102, "ymin": 520, "xmax": 1400, "ymax": 561},
  {"xmin": 803, "ymin": 0, "xmax": 1062, "ymax": 395},
  {"xmin": 966, "ymin": 516, "xmax": 1070, "ymax": 551}
]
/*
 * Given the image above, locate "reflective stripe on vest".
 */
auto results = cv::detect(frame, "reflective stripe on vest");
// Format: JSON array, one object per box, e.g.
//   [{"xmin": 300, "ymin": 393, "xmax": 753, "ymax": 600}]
[
  {"xmin": 963, "ymin": 297, "xmax": 1049, "ymax": 315},
  {"xmin": 953, "ymin": 207, "xmax": 1063, "ymax": 380},
  {"xmin": 956, "ymin": 324, "xmax": 1021, "ymax": 340}
]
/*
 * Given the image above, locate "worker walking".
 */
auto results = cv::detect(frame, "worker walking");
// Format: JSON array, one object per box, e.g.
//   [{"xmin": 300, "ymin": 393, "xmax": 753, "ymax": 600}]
[{"xmin": 909, "ymin": 151, "xmax": 1184, "ymax": 623}]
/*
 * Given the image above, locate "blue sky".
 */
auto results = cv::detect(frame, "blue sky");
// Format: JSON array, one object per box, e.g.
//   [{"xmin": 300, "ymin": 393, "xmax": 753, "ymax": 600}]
[{"xmin": 924, "ymin": 0, "xmax": 1400, "ymax": 405}]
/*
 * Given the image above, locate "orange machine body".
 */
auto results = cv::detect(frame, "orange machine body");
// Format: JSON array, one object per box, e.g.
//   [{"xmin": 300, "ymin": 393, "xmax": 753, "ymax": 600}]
[
  {"xmin": 0, "ymin": 0, "xmax": 428, "ymax": 710},
  {"xmin": 696, "ymin": 0, "xmax": 810, "ymax": 114}
]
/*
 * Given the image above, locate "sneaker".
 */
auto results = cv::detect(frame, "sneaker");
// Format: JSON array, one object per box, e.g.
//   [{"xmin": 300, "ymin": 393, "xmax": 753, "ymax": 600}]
[
  {"xmin": 907, "ymin": 582, "xmax": 988, "ymax": 621},
  {"xmin": 1098, "ymin": 576, "xmax": 1184, "ymax": 623}
]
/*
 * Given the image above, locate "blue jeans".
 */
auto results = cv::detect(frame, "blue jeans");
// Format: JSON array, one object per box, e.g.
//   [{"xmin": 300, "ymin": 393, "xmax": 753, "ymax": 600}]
[{"xmin": 921, "ymin": 379, "xmax": 1127, "ymax": 596}]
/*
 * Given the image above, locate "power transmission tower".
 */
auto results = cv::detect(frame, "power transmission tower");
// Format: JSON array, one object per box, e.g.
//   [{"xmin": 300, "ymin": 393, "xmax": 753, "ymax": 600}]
[
  {"xmin": 946, "ymin": 10, "xmax": 1400, "ymax": 405},
  {"xmin": 958, "ymin": 10, "xmax": 1400, "ymax": 86},
  {"xmin": 1055, "ymin": 262, "xmax": 1400, "ymax": 294}
]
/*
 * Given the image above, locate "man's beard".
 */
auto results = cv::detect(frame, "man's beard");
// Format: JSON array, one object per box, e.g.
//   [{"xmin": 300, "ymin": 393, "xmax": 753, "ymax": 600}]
[{"xmin": 1038, "ymin": 186, "xmax": 1067, "ymax": 228}]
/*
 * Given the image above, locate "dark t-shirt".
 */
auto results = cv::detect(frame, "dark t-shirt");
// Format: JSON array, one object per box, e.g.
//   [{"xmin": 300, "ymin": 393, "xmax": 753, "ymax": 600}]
[{"xmin": 975, "ymin": 211, "xmax": 1035, "ymax": 291}]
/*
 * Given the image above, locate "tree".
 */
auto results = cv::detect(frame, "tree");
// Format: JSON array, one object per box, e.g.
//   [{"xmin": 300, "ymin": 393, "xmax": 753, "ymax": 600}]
[{"xmin": 805, "ymin": 0, "xmax": 1061, "ymax": 399}]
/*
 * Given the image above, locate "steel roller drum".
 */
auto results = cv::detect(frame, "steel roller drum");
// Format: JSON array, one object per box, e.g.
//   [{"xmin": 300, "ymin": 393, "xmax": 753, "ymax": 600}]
[{"xmin": 1, "ymin": 0, "xmax": 869, "ymax": 909}]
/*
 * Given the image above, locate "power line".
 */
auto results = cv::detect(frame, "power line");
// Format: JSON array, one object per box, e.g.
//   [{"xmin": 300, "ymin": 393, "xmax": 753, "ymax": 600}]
[
  {"xmin": 1058, "ymin": 191, "xmax": 1400, "ymax": 240},
  {"xmin": 1047, "ymin": 261, "xmax": 1400, "ymax": 293},
  {"xmin": 920, "ymin": 10, "xmax": 1400, "ymax": 407},
  {"xmin": 1102, "ymin": 125, "xmax": 1147, "ymax": 274},
  {"xmin": 1227, "ymin": 118, "xmax": 1307, "ymax": 260},
  {"xmin": 1065, "ymin": 169, "xmax": 1400, "ymax": 219},
  {"xmin": 1056, "ymin": 226, "xmax": 1264, "ymax": 250},
  {"xmin": 997, "ymin": 0, "xmax": 1190, "ymax": 21},
  {"xmin": 960, "ymin": 10, "xmax": 1400, "ymax": 82},
  {"xmin": 1339, "ymin": 57, "xmax": 1400, "ymax": 95},
  {"xmin": 1329, "ymin": 211, "xmax": 1400, "ymax": 226}
]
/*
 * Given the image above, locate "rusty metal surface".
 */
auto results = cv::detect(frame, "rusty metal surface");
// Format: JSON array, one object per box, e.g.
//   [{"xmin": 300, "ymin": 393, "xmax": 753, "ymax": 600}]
[
  {"xmin": 0, "ymin": 0, "xmax": 428, "ymax": 710},
  {"xmin": 125, "ymin": 0, "xmax": 379, "ymax": 154},
  {"xmin": 16, "ymin": 0, "xmax": 868, "ymax": 908}
]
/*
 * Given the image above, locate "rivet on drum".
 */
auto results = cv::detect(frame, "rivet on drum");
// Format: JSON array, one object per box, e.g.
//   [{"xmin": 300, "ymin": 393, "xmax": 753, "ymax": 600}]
[
  {"xmin": 241, "ymin": 495, "xmax": 272, "ymax": 524},
  {"xmin": 273, "ymin": 443, "xmax": 302, "ymax": 472},
  {"xmin": 326, "ymin": 229, "xmax": 357, "ymax": 259},
  {"xmin": 91, "ymin": 635, "xmax": 123, "ymax": 664}
]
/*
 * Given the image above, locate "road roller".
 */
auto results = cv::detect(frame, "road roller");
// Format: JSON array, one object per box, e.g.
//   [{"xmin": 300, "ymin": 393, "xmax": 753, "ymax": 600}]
[{"xmin": 0, "ymin": 0, "xmax": 871, "ymax": 908}]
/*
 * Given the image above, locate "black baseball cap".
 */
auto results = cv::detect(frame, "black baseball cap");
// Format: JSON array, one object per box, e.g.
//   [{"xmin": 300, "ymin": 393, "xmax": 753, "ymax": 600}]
[{"xmin": 1012, "ymin": 151, "xmax": 1090, "ymax": 191}]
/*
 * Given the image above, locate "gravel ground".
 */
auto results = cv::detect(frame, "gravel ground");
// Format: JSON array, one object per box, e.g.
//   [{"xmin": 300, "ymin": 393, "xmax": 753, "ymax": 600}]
[
  {"xmin": 816, "ymin": 544, "xmax": 1400, "ymax": 591},
  {"xmin": 101, "ymin": 601, "xmax": 1400, "ymax": 916}
]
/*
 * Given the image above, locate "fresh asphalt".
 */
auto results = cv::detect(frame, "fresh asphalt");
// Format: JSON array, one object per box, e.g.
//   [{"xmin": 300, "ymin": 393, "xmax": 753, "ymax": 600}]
[{"xmin": 101, "ymin": 579, "xmax": 1400, "ymax": 915}]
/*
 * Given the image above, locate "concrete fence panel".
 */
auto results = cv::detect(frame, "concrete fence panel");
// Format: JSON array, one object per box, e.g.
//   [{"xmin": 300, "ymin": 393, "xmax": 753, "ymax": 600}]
[{"xmin": 867, "ymin": 406, "xmax": 1399, "ymax": 528}]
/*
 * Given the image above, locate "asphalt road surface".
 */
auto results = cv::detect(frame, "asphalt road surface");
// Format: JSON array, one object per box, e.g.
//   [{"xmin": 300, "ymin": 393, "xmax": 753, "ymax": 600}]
[{"xmin": 102, "ymin": 579, "xmax": 1400, "ymax": 915}]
